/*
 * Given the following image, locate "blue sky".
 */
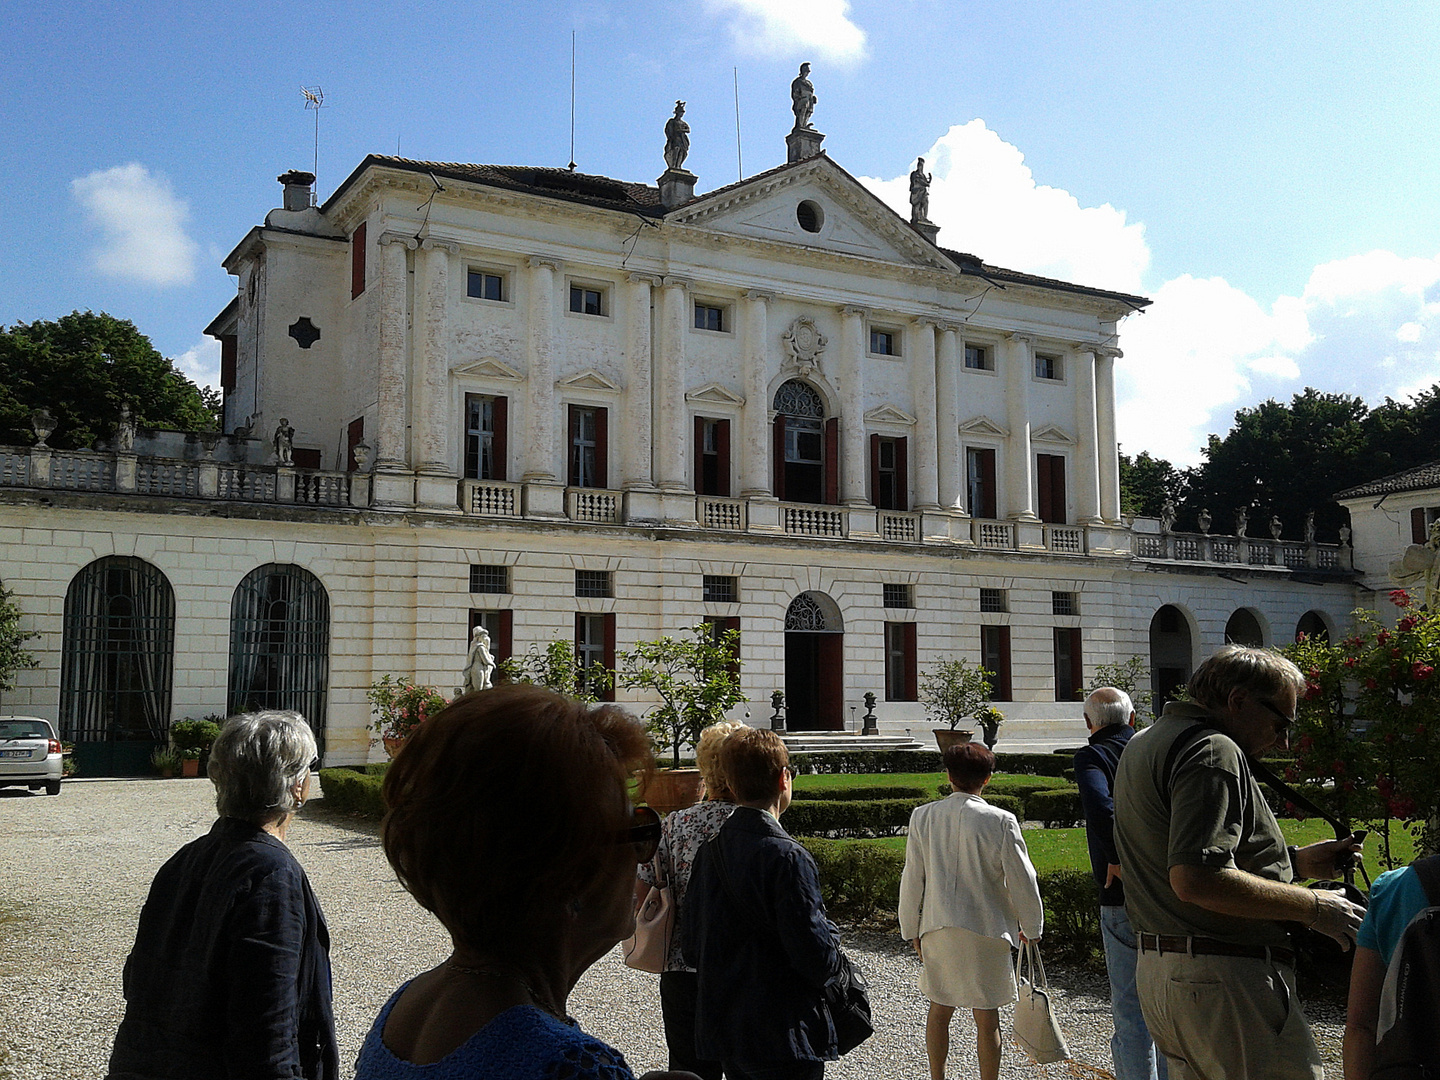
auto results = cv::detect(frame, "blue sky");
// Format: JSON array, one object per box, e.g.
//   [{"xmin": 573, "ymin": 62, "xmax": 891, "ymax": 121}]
[{"xmin": 4, "ymin": 0, "xmax": 1440, "ymax": 465}]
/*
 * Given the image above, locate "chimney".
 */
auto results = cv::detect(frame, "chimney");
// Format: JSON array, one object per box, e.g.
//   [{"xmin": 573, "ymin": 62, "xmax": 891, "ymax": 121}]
[{"xmin": 277, "ymin": 170, "xmax": 316, "ymax": 211}]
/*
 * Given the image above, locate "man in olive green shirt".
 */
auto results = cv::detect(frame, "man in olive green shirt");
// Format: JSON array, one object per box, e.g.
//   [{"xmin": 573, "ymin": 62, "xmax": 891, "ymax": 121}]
[{"xmin": 1114, "ymin": 646, "xmax": 1365, "ymax": 1080}]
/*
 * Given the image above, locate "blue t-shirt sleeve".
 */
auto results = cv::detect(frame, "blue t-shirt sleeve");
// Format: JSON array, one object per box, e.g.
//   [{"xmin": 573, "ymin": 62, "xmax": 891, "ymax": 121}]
[{"xmin": 1358, "ymin": 865, "xmax": 1431, "ymax": 966}]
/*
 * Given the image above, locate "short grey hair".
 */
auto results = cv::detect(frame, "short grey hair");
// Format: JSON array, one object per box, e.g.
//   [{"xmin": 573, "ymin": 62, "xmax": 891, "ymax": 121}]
[
  {"xmin": 1085, "ymin": 688, "xmax": 1134, "ymax": 728},
  {"xmin": 208, "ymin": 710, "xmax": 317, "ymax": 825},
  {"xmin": 1187, "ymin": 645, "xmax": 1304, "ymax": 712}
]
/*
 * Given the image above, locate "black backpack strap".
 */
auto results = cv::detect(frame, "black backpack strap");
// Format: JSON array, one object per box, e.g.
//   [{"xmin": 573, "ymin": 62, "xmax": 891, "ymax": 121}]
[{"xmin": 1411, "ymin": 856, "xmax": 1440, "ymax": 906}]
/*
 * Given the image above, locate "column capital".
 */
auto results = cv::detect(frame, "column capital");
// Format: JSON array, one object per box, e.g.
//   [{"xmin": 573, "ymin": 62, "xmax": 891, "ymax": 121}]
[
  {"xmin": 742, "ymin": 289, "xmax": 775, "ymax": 304},
  {"xmin": 419, "ymin": 236, "xmax": 459, "ymax": 254},
  {"xmin": 527, "ymin": 255, "xmax": 562, "ymax": 271},
  {"xmin": 1093, "ymin": 344, "xmax": 1123, "ymax": 359},
  {"xmin": 1005, "ymin": 331, "xmax": 1037, "ymax": 346},
  {"xmin": 377, "ymin": 231, "xmax": 418, "ymax": 250},
  {"xmin": 912, "ymin": 315, "xmax": 943, "ymax": 331},
  {"xmin": 626, "ymin": 272, "xmax": 662, "ymax": 287},
  {"xmin": 837, "ymin": 304, "xmax": 868, "ymax": 318},
  {"xmin": 934, "ymin": 320, "xmax": 964, "ymax": 335},
  {"xmin": 661, "ymin": 275, "xmax": 691, "ymax": 291}
]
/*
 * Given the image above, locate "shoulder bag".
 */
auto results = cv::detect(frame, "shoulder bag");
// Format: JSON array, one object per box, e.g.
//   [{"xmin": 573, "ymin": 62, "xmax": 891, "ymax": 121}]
[
  {"xmin": 622, "ymin": 854, "xmax": 673, "ymax": 973},
  {"xmin": 1014, "ymin": 939, "xmax": 1070, "ymax": 1065}
]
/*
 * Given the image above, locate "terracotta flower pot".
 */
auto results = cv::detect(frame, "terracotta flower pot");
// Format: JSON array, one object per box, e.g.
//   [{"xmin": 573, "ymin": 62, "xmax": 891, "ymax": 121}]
[
  {"xmin": 637, "ymin": 768, "xmax": 704, "ymax": 816},
  {"xmin": 383, "ymin": 735, "xmax": 405, "ymax": 759},
  {"xmin": 933, "ymin": 729, "xmax": 974, "ymax": 754},
  {"xmin": 181, "ymin": 757, "xmax": 200, "ymax": 778}
]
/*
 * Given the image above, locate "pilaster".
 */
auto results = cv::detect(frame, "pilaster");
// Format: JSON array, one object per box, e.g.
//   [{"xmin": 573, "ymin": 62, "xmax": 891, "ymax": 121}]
[
  {"xmin": 622, "ymin": 273, "xmax": 658, "ymax": 490},
  {"xmin": 1095, "ymin": 346, "xmax": 1122, "ymax": 523},
  {"xmin": 523, "ymin": 256, "xmax": 561, "ymax": 483},
  {"xmin": 414, "ymin": 237, "xmax": 457, "ymax": 479},
  {"xmin": 910, "ymin": 319, "xmax": 940, "ymax": 511},
  {"xmin": 739, "ymin": 290, "xmax": 774, "ymax": 498},
  {"xmin": 934, "ymin": 324, "xmax": 965, "ymax": 513},
  {"xmin": 838, "ymin": 305, "xmax": 868, "ymax": 505},
  {"xmin": 657, "ymin": 277, "xmax": 690, "ymax": 491},
  {"xmin": 1072, "ymin": 347, "xmax": 1103, "ymax": 525},
  {"xmin": 375, "ymin": 232, "xmax": 417, "ymax": 478},
  {"xmin": 1004, "ymin": 333, "xmax": 1038, "ymax": 521}
]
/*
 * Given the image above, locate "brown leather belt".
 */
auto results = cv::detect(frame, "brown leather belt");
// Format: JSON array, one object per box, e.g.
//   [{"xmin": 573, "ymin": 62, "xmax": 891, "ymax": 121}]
[{"xmin": 1138, "ymin": 933, "xmax": 1295, "ymax": 966}]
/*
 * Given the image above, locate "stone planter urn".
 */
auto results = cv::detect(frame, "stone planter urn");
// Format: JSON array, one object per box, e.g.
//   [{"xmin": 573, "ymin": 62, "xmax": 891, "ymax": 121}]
[{"xmin": 637, "ymin": 768, "xmax": 704, "ymax": 816}]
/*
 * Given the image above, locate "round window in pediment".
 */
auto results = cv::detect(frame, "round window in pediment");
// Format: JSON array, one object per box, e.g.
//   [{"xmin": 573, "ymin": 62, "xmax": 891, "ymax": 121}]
[{"xmin": 796, "ymin": 200, "xmax": 824, "ymax": 233}]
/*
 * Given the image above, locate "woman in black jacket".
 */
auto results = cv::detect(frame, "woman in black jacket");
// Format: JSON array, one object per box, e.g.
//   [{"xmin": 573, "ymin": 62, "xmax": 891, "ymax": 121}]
[{"xmin": 108, "ymin": 710, "xmax": 338, "ymax": 1080}]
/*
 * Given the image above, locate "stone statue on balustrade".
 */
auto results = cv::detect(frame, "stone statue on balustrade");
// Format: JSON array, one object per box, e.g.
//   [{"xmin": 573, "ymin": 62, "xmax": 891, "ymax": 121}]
[
  {"xmin": 1304, "ymin": 510, "xmax": 1316, "ymax": 544},
  {"xmin": 1234, "ymin": 506, "xmax": 1248, "ymax": 538},
  {"xmin": 273, "ymin": 419, "xmax": 295, "ymax": 466},
  {"xmin": 1196, "ymin": 508, "xmax": 1212, "ymax": 534},
  {"xmin": 1160, "ymin": 498, "xmax": 1176, "ymax": 534},
  {"xmin": 663, "ymin": 101, "xmax": 690, "ymax": 171},
  {"xmin": 1269, "ymin": 514, "xmax": 1283, "ymax": 540},
  {"xmin": 115, "ymin": 403, "xmax": 136, "ymax": 453},
  {"xmin": 791, "ymin": 63, "xmax": 817, "ymax": 130},
  {"xmin": 909, "ymin": 157, "xmax": 932, "ymax": 224},
  {"xmin": 462, "ymin": 626, "xmax": 495, "ymax": 694}
]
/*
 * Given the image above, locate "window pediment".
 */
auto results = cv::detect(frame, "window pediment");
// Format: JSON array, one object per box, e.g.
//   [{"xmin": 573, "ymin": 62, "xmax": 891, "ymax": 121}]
[
  {"xmin": 1032, "ymin": 424, "xmax": 1075, "ymax": 444},
  {"xmin": 959, "ymin": 415, "xmax": 1009, "ymax": 437},
  {"xmin": 453, "ymin": 357, "xmax": 523, "ymax": 381},
  {"xmin": 556, "ymin": 369, "xmax": 623, "ymax": 394},
  {"xmin": 685, "ymin": 382, "xmax": 746, "ymax": 407},
  {"xmin": 864, "ymin": 404, "xmax": 917, "ymax": 426}
]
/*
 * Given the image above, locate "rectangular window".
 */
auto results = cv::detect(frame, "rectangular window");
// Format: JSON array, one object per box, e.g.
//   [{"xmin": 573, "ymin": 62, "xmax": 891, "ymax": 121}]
[
  {"xmin": 569, "ymin": 285, "xmax": 605, "ymax": 316},
  {"xmin": 966, "ymin": 447, "xmax": 998, "ymax": 518},
  {"xmin": 869, "ymin": 328, "xmax": 898, "ymax": 356},
  {"xmin": 964, "ymin": 344, "xmax": 991, "ymax": 370},
  {"xmin": 979, "ymin": 588, "xmax": 1007, "ymax": 613},
  {"xmin": 468, "ymin": 609, "xmax": 513, "ymax": 664},
  {"xmin": 464, "ymin": 394, "xmax": 507, "ymax": 481},
  {"xmin": 568, "ymin": 405, "xmax": 608, "ymax": 488},
  {"xmin": 981, "ymin": 625, "xmax": 1012, "ymax": 701},
  {"xmin": 575, "ymin": 570, "xmax": 612, "ymax": 598},
  {"xmin": 694, "ymin": 417, "xmax": 731, "ymax": 497},
  {"xmin": 1052, "ymin": 591, "xmax": 1078, "ymax": 616},
  {"xmin": 694, "ymin": 303, "xmax": 725, "ymax": 332},
  {"xmin": 467, "ymin": 269, "xmax": 505, "ymax": 301},
  {"xmin": 883, "ymin": 583, "xmax": 913, "ymax": 609},
  {"xmin": 350, "ymin": 221, "xmax": 367, "ymax": 299},
  {"xmin": 469, "ymin": 564, "xmax": 510, "ymax": 594},
  {"xmin": 1035, "ymin": 353, "xmax": 1061, "ymax": 380},
  {"xmin": 869, "ymin": 435, "xmax": 908, "ymax": 511},
  {"xmin": 703, "ymin": 615, "xmax": 742, "ymax": 682},
  {"xmin": 702, "ymin": 575, "xmax": 738, "ymax": 604},
  {"xmin": 1037, "ymin": 453, "xmax": 1067, "ymax": 524},
  {"xmin": 1054, "ymin": 627, "xmax": 1083, "ymax": 701},
  {"xmin": 575, "ymin": 612, "xmax": 616, "ymax": 701},
  {"xmin": 884, "ymin": 622, "xmax": 918, "ymax": 702}
]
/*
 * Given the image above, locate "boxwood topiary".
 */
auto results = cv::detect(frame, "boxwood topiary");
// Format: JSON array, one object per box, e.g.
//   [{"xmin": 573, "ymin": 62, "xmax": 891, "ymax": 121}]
[
  {"xmin": 783, "ymin": 798, "xmax": 929, "ymax": 838},
  {"xmin": 1025, "ymin": 787, "xmax": 1086, "ymax": 828},
  {"xmin": 791, "ymin": 784, "xmax": 931, "ymax": 802},
  {"xmin": 318, "ymin": 768, "xmax": 386, "ymax": 817}
]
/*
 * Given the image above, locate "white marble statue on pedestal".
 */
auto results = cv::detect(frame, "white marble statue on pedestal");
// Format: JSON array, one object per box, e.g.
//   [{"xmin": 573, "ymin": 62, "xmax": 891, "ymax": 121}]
[
  {"xmin": 791, "ymin": 63, "xmax": 817, "ymax": 130},
  {"xmin": 273, "ymin": 418, "xmax": 295, "ymax": 466},
  {"xmin": 463, "ymin": 626, "xmax": 495, "ymax": 693},
  {"xmin": 909, "ymin": 158, "xmax": 932, "ymax": 224}
]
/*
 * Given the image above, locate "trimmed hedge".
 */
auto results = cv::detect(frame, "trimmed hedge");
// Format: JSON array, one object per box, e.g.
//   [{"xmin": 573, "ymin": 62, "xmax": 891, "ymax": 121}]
[
  {"xmin": 792, "ymin": 784, "xmax": 931, "ymax": 802},
  {"xmin": 1026, "ymin": 787, "xmax": 1085, "ymax": 828},
  {"xmin": 993, "ymin": 751, "xmax": 1077, "ymax": 777},
  {"xmin": 978, "ymin": 792, "xmax": 1024, "ymax": 819},
  {"xmin": 783, "ymin": 798, "xmax": 928, "ymax": 838},
  {"xmin": 789, "ymin": 748, "xmax": 1079, "ymax": 777},
  {"xmin": 318, "ymin": 768, "xmax": 386, "ymax": 817}
]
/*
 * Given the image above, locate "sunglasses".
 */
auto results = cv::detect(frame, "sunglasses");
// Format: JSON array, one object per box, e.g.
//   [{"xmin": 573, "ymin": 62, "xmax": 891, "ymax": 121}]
[
  {"xmin": 624, "ymin": 804, "xmax": 662, "ymax": 863},
  {"xmin": 1257, "ymin": 699, "xmax": 1296, "ymax": 735}
]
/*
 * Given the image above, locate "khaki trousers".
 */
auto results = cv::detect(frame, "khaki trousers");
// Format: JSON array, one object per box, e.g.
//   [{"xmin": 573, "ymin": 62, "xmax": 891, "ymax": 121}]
[{"xmin": 1135, "ymin": 949, "xmax": 1324, "ymax": 1080}]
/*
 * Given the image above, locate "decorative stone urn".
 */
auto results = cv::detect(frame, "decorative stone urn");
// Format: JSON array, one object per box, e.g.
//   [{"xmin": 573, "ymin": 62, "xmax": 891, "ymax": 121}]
[
  {"xmin": 933, "ymin": 729, "xmax": 973, "ymax": 754},
  {"xmin": 31, "ymin": 408, "xmax": 56, "ymax": 448}
]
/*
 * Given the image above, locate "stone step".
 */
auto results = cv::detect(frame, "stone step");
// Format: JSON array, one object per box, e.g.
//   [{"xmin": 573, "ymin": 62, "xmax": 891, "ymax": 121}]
[{"xmin": 780, "ymin": 732, "xmax": 928, "ymax": 754}]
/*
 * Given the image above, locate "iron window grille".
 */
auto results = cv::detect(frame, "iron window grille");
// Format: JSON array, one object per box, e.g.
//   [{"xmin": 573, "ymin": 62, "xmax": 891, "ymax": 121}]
[
  {"xmin": 703, "ymin": 575, "xmax": 738, "ymax": 603},
  {"xmin": 470, "ymin": 564, "xmax": 510, "ymax": 594},
  {"xmin": 1052, "ymin": 591, "xmax": 1078, "ymax": 616},
  {"xmin": 979, "ymin": 588, "xmax": 1008, "ymax": 613},
  {"xmin": 883, "ymin": 584, "xmax": 913, "ymax": 609},
  {"xmin": 575, "ymin": 570, "xmax": 613, "ymax": 598}
]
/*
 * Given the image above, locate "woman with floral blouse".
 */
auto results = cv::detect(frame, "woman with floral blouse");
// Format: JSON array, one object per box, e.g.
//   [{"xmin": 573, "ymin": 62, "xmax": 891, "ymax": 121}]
[{"xmin": 636, "ymin": 720, "xmax": 745, "ymax": 1080}]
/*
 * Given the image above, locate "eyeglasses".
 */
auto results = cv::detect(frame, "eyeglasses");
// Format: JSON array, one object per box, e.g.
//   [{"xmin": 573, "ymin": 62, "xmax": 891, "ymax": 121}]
[
  {"xmin": 783, "ymin": 765, "xmax": 797, "ymax": 781},
  {"xmin": 1257, "ymin": 698, "xmax": 1296, "ymax": 735},
  {"xmin": 308, "ymin": 757, "xmax": 320, "ymax": 772},
  {"xmin": 623, "ymin": 804, "xmax": 662, "ymax": 863}
]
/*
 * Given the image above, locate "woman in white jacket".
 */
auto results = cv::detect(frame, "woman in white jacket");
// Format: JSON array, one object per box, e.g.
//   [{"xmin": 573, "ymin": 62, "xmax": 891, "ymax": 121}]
[{"xmin": 899, "ymin": 741, "xmax": 1044, "ymax": 1080}]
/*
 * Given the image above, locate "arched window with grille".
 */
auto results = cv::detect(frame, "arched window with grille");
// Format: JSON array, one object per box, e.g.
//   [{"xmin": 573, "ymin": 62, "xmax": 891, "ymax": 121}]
[
  {"xmin": 228, "ymin": 565, "xmax": 331, "ymax": 748},
  {"xmin": 772, "ymin": 379, "xmax": 837, "ymax": 504},
  {"xmin": 61, "ymin": 556, "xmax": 177, "ymax": 775}
]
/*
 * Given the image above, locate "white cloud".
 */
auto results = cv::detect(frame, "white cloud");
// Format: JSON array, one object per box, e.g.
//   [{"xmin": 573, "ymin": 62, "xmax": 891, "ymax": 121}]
[
  {"xmin": 704, "ymin": 0, "xmax": 867, "ymax": 63},
  {"xmin": 175, "ymin": 337, "xmax": 221, "ymax": 389},
  {"xmin": 71, "ymin": 163, "xmax": 198, "ymax": 287}
]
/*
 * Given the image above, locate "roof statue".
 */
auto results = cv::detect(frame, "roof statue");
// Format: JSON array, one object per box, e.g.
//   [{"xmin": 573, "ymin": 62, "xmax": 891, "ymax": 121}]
[
  {"xmin": 663, "ymin": 101, "xmax": 690, "ymax": 172},
  {"xmin": 791, "ymin": 63, "xmax": 817, "ymax": 131},
  {"xmin": 909, "ymin": 158, "xmax": 932, "ymax": 224}
]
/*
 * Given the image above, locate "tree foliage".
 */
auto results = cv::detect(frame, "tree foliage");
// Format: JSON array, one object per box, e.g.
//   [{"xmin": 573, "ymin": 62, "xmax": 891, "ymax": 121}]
[
  {"xmin": 0, "ymin": 581, "xmax": 39, "ymax": 696},
  {"xmin": 498, "ymin": 640, "xmax": 611, "ymax": 705},
  {"xmin": 919, "ymin": 658, "xmax": 994, "ymax": 731},
  {"xmin": 0, "ymin": 311, "xmax": 217, "ymax": 449},
  {"xmin": 1086, "ymin": 655, "xmax": 1154, "ymax": 725},
  {"xmin": 617, "ymin": 623, "xmax": 745, "ymax": 768},
  {"xmin": 1119, "ymin": 451, "xmax": 1188, "ymax": 518}
]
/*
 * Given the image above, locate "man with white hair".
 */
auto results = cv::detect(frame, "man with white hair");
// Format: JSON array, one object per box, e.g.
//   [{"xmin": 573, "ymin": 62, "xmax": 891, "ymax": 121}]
[{"xmin": 1075, "ymin": 687, "xmax": 1165, "ymax": 1080}]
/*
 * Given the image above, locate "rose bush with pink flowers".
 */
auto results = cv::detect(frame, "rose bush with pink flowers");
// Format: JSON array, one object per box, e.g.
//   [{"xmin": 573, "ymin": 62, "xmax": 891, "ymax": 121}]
[{"xmin": 366, "ymin": 675, "xmax": 450, "ymax": 745}]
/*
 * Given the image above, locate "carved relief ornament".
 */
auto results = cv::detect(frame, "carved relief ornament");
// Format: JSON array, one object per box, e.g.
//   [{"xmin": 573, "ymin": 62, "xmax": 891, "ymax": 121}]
[{"xmin": 782, "ymin": 316, "xmax": 828, "ymax": 379}]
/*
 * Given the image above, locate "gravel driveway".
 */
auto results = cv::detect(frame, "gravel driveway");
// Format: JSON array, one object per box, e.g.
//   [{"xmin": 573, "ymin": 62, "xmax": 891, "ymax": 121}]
[{"xmin": 0, "ymin": 779, "xmax": 1345, "ymax": 1078}]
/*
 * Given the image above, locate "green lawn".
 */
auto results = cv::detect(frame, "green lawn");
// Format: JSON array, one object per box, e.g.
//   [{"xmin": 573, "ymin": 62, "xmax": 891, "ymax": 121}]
[{"xmin": 791, "ymin": 771, "xmax": 1073, "ymax": 798}]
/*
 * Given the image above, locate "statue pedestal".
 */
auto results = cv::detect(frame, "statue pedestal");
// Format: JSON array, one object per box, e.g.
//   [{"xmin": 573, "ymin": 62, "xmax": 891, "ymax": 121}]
[
  {"xmin": 786, "ymin": 128, "xmax": 826, "ymax": 163},
  {"xmin": 658, "ymin": 168, "xmax": 698, "ymax": 210},
  {"xmin": 911, "ymin": 219, "xmax": 940, "ymax": 245}
]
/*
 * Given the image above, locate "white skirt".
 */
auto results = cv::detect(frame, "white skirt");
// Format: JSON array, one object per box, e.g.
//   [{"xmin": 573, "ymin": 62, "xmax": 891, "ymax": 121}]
[{"xmin": 918, "ymin": 926, "xmax": 1017, "ymax": 1010}]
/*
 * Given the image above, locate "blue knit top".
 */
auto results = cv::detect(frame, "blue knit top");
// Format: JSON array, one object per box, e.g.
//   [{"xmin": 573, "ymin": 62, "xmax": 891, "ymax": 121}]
[{"xmin": 355, "ymin": 983, "xmax": 635, "ymax": 1080}]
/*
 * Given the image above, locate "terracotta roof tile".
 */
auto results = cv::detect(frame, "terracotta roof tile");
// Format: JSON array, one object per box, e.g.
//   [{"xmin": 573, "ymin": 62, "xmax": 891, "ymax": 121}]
[{"xmin": 1335, "ymin": 461, "xmax": 1440, "ymax": 500}]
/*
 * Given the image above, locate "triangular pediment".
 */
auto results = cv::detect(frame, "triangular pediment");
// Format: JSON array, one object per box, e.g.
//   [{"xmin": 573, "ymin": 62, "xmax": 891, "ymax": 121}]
[
  {"xmin": 864, "ymin": 403, "xmax": 917, "ymax": 426},
  {"xmin": 1032, "ymin": 423, "xmax": 1075, "ymax": 444},
  {"xmin": 452, "ymin": 356, "xmax": 523, "ymax": 381},
  {"xmin": 685, "ymin": 382, "xmax": 746, "ymax": 407},
  {"xmin": 959, "ymin": 415, "xmax": 1009, "ymax": 437},
  {"xmin": 556, "ymin": 369, "xmax": 622, "ymax": 393},
  {"xmin": 668, "ymin": 157, "xmax": 954, "ymax": 272}
]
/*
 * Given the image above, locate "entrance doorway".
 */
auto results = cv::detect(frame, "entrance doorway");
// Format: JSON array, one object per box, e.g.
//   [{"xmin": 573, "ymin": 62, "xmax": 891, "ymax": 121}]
[{"xmin": 783, "ymin": 592, "xmax": 844, "ymax": 731}]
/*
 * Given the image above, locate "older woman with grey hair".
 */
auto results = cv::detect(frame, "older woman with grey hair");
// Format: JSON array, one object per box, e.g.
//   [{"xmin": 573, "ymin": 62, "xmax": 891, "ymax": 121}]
[{"xmin": 108, "ymin": 710, "xmax": 339, "ymax": 1080}]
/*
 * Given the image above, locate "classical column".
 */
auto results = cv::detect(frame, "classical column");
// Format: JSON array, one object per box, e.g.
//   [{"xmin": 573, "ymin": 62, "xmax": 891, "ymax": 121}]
[
  {"xmin": 1072, "ymin": 346, "xmax": 1102, "ymax": 524},
  {"xmin": 1004, "ymin": 333, "xmax": 1037, "ymax": 521},
  {"xmin": 414, "ymin": 237, "xmax": 456, "ymax": 475},
  {"xmin": 656, "ymin": 277, "xmax": 690, "ymax": 491},
  {"xmin": 375, "ymin": 232, "xmax": 416, "ymax": 473},
  {"xmin": 1095, "ymin": 346, "xmax": 1122, "ymax": 522},
  {"xmin": 909, "ymin": 319, "xmax": 940, "ymax": 509},
  {"xmin": 838, "ymin": 305, "xmax": 868, "ymax": 504},
  {"xmin": 739, "ymin": 291, "xmax": 773, "ymax": 497},
  {"xmin": 935, "ymin": 324, "xmax": 964, "ymax": 512},
  {"xmin": 622, "ymin": 274, "xmax": 657, "ymax": 489},
  {"xmin": 523, "ymin": 257, "xmax": 560, "ymax": 482}
]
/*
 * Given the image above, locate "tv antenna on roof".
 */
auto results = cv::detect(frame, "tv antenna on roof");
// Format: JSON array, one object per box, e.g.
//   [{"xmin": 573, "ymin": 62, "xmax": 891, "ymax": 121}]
[
  {"xmin": 301, "ymin": 85, "xmax": 325, "ymax": 200},
  {"xmin": 568, "ymin": 32, "xmax": 577, "ymax": 171}
]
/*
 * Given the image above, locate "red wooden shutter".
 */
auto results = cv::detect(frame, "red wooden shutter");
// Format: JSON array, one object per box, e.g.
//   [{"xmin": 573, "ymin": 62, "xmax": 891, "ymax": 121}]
[
  {"xmin": 567, "ymin": 406, "xmax": 580, "ymax": 486},
  {"xmin": 773, "ymin": 416, "xmax": 787, "ymax": 500},
  {"xmin": 497, "ymin": 609, "xmax": 513, "ymax": 663},
  {"xmin": 1051, "ymin": 456, "xmax": 1067, "ymax": 525},
  {"xmin": 896, "ymin": 437, "xmax": 909, "ymax": 513},
  {"xmin": 1414, "ymin": 508, "xmax": 1427, "ymax": 545},
  {"xmin": 716, "ymin": 419, "xmax": 731, "ymax": 497},
  {"xmin": 594, "ymin": 408, "xmax": 608, "ymax": 488},
  {"xmin": 980, "ymin": 450, "xmax": 997, "ymax": 519},
  {"xmin": 1068, "ymin": 627, "xmax": 1083, "ymax": 698},
  {"xmin": 346, "ymin": 417, "xmax": 364, "ymax": 473},
  {"xmin": 491, "ymin": 396, "xmax": 508, "ymax": 481},
  {"xmin": 995, "ymin": 626, "xmax": 1012, "ymax": 701},
  {"xmin": 350, "ymin": 221, "xmax": 367, "ymax": 299},
  {"xmin": 602, "ymin": 613, "xmax": 617, "ymax": 702},
  {"xmin": 1037, "ymin": 454, "xmax": 1053, "ymax": 522},
  {"xmin": 824, "ymin": 417, "xmax": 839, "ymax": 505},
  {"xmin": 220, "ymin": 335, "xmax": 237, "ymax": 390},
  {"xmin": 694, "ymin": 415, "xmax": 706, "ymax": 494},
  {"xmin": 903, "ymin": 622, "xmax": 918, "ymax": 701},
  {"xmin": 869, "ymin": 433, "xmax": 881, "ymax": 507}
]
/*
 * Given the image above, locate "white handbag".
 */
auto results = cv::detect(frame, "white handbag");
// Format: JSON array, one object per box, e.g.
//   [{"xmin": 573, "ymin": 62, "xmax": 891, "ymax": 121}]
[
  {"xmin": 1014, "ymin": 940, "xmax": 1070, "ymax": 1065},
  {"xmin": 621, "ymin": 856, "xmax": 672, "ymax": 973}
]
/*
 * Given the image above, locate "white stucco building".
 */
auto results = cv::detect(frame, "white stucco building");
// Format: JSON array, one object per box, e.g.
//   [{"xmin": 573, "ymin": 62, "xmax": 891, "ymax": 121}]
[{"xmin": 0, "ymin": 111, "xmax": 1361, "ymax": 773}]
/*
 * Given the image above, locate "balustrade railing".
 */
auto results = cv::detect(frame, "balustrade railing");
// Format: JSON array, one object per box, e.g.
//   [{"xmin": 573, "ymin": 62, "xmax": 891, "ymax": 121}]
[
  {"xmin": 879, "ymin": 512, "xmax": 919, "ymax": 543},
  {"xmin": 50, "ymin": 453, "xmax": 114, "ymax": 491},
  {"xmin": 0, "ymin": 451, "xmax": 29, "ymax": 487},
  {"xmin": 218, "ymin": 466, "xmax": 277, "ymax": 502},
  {"xmin": 465, "ymin": 480, "xmax": 520, "ymax": 517},
  {"xmin": 1133, "ymin": 530, "xmax": 1347, "ymax": 572},
  {"xmin": 783, "ymin": 504, "xmax": 845, "ymax": 538},
  {"xmin": 136, "ymin": 461, "xmax": 201, "ymax": 498},
  {"xmin": 567, "ymin": 487, "xmax": 620, "ymax": 524},
  {"xmin": 294, "ymin": 470, "xmax": 351, "ymax": 506},
  {"xmin": 975, "ymin": 520, "xmax": 1015, "ymax": 549},
  {"xmin": 698, "ymin": 497, "xmax": 746, "ymax": 531},
  {"xmin": 1046, "ymin": 525, "xmax": 1084, "ymax": 554}
]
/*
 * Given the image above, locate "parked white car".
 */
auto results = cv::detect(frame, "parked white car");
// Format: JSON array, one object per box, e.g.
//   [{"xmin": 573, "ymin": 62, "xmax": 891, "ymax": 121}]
[{"xmin": 0, "ymin": 716, "xmax": 63, "ymax": 796}]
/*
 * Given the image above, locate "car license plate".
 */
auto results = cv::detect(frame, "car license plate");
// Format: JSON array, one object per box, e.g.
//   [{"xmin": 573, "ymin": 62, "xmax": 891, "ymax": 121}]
[{"xmin": 2, "ymin": 750, "xmax": 31, "ymax": 758}]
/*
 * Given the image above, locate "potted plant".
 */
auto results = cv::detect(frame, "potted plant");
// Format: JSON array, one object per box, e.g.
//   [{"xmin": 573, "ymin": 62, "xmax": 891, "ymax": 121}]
[
  {"xmin": 617, "ymin": 623, "xmax": 746, "ymax": 814},
  {"xmin": 150, "ymin": 746, "xmax": 181, "ymax": 779},
  {"xmin": 170, "ymin": 717, "xmax": 222, "ymax": 777},
  {"xmin": 367, "ymin": 676, "xmax": 450, "ymax": 757},
  {"xmin": 976, "ymin": 706, "xmax": 1005, "ymax": 750},
  {"xmin": 920, "ymin": 658, "xmax": 995, "ymax": 754}
]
